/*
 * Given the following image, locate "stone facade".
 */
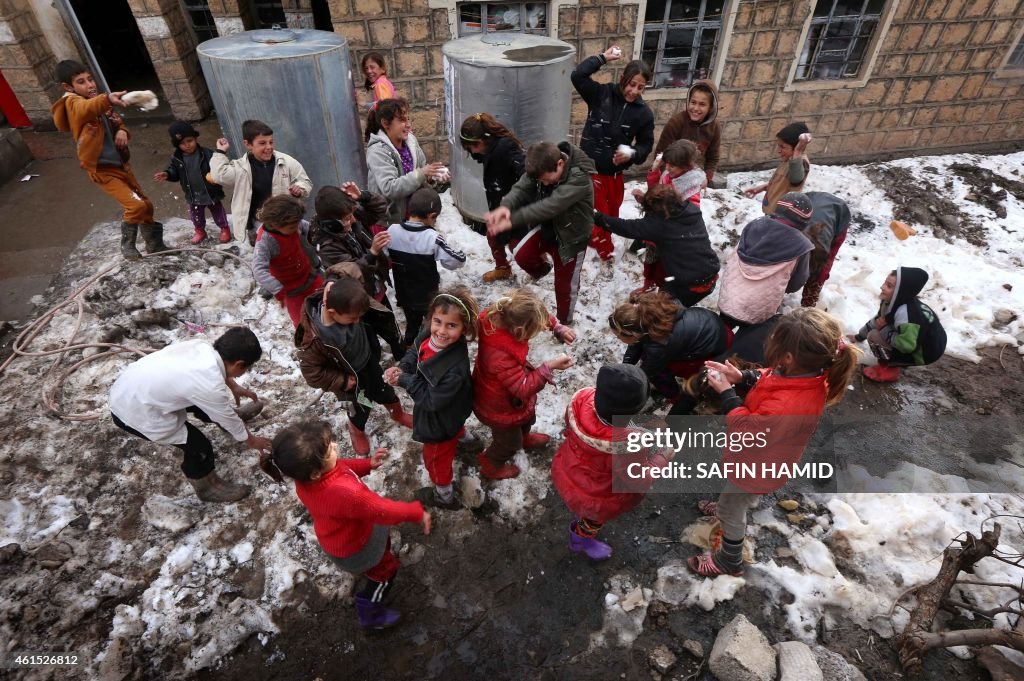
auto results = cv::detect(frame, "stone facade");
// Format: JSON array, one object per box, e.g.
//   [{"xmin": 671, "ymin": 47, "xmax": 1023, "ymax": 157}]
[{"xmin": 0, "ymin": 0, "xmax": 60, "ymax": 124}]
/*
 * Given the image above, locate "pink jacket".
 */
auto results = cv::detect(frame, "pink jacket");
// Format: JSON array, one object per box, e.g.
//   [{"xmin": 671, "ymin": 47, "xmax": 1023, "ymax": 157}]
[{"xmin": 717, "ymin": 252, "xmax": 799, "ymax": 325}]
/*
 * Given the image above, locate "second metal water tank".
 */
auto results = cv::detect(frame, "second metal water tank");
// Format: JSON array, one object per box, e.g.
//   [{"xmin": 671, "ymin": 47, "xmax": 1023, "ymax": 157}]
[
  {"xmin": 198, "ymin": 28, "xmax": 366, "ymax": 192},
  {"xmin": 442, "ymin": 34, "xmax": 575, "ymax": 223}
]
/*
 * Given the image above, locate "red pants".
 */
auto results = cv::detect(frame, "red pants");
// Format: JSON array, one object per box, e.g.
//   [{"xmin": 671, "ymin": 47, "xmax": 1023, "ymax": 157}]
[
  {"xmin": 422, "ymin": 429, "xmax": 463, "ymax": 486},
  {"xmin": 590, "ymin": 173, "xmax": 624, "ymax": 260},
  {"xmin": 363, "ymin": 537, "xmax": 400, "ymax": 583},
  {"xmin": 512, "ymin": 228, "xmax": 586, "ymax": 324},
  {"xmin": 802, "ymin": 229, "xmax": 848, "ymax": 307},
  {"xmin": 278, "ymin": 274, "xmax": 324, "ymax": 327},
  {"xmin": 89, "ymin": 166, "xmax": 154, "ymax": 224}
]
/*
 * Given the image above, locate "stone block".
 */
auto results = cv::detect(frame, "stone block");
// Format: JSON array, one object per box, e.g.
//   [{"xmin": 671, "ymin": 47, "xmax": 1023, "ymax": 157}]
[
  {"xmin": 736, "ymin": 90, "xmax": 758, "ymax": 117},
  {"xmin": 938, "ymin": 22, "xmax": 973, "ymax": 47},
  {"xmin": 400, "ymin": 16, "xmax": 429, "ymax": 43},
  {"xmin": 394, "ymin": 47, "xmax": 426, "ymax": 77},
  {"xmin": 919, "ymin": 24, "xmax": 943, "ymax": 50},
  {"xmin": 905, "ymin": 53, "xmax": 927, "ymax": 73},
  {"xmin": 913, "ymin": 107, "xmax": 938, "ymax": 125},
  {"xmin": 960, "ymin": 73, "xmax": 986, "ymax": 99},
  {"xmin": 882, "ymin": 79, "xmax": 907, "ymax": 106},
  {"xmin": 581, "ymin": 38, "xmax": 606, "ymax": 59},
  {"xmin": 968, "ymin": 48, "xmax": 994, "ymax": 69},
  {"xmin": 709, "ymin": 614, "xmax": 777, "ymax": 681},
  {"xmin": 816, "ymin": 116, "xmax": 837, "ymax": 135},
  {"xmin": 936, "ymin": 103, "xmax": 965, "ymax": 123},
  {"xmin": 904, "ymin": 78, "xmax": 931, "ymax": 103},
  {"xmin": 333, "ymin": 20, "xmax": 367, "ymax": 47},
  {"xmin": 728, "ymin": 32, "xmax": 753, "ymax": 58},
  {"xmin": 716, "ymin": 91, "xmax": 738, "ymax": 116},
  {"xmin": 0, "ymin": 128, "xmax": 32, "ymax": 186},
  {"xmin": 621, "ymin": 4, "xmax": 638, "ymax": 33},
  {"xmin": 968, "ymin": 20, "xmax": 993, "ymax": 45},
  {"xmin": 369, "ymin": 18, "xmax": 397, "ymax": 46},
  {"xmin": 558, "ymin": 7, "xmax": 578, "ymax": 39},
  {"xmin": 756, "ymin": 90, "xmax": 774, "ymax": 116},
  {"xmin": 752, "ymin": 31, "xmax": 776, "ymax": 57},
  {"xmin": 992, "ymin": 0, "xmax": 1019, "ymax": 15},
  {"xmin": 770, "ymin": 90, "xmax": 793, "ymax": 114},
  {"xmin": 327, "ymin": 0, "xmax": 351, "ymax": 15},
  {"xmin": 880, "ymin": 54, "xmax": 907, "ymax": 76},
  {"xmin": 351, "ymin": 0, "xmax": 386, "ymax": 18},
  {"xmin": 775, "ymin": 641, "xmax": 823, "ymax": 681},
  {"xmin": 854, "ymin": 80, "xmax": 888, "ymax": 107},
  {"xmin": 743, "ymin": 119, "xmax": 768, "ymax": 140},
  {"xmin": 754, "ymin": 3, "xmax": 776, "ymax": 26},
  {"xmin": 602, "ymin": 6, "xmax": 618, "ymax": 34},
  {"xmin": 732, "ymin": 61, "xmax": 753, "ymax": 88},
  {"xmin": 431, "ymin": 9, "xmax": 450, "ymax": 41},
  {"xmin": 752, "ymin": 60, "xmax": 776, "ymax": 85},
  {"xmin": 964, "ymin": 0, "xmax": 993, "ymax": 16},
  {"xmin": 927, "ymin": 75, "xmax": 965, "ymax": 102},
  {"xmin": 578, "ymin": 7, "xmax": 600, "ymax": 36},
  {"xmin": 426, "ymin": 44, "xmax": 443, "ymax": 76},
  {"xmin": 946, "ymin": 51, "xmax": 970, "ymax": 72},
  {"xmin": 410, "ymin": 107, "xmax": 439, "ymax": 137}
]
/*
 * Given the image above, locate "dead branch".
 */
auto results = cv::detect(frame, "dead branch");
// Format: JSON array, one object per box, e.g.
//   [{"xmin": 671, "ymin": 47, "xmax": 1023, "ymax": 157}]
[
  {"xmin": 941, "ymin": 598, "xmax": 1023, "ymax": 620},
  {"xmin": 976, "ymin": 646, "xmax": 1024, "ymax": 681}
]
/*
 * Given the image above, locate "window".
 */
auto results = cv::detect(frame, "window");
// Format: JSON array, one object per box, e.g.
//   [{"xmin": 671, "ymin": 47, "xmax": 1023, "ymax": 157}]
[
  {"xmin": 641, "ymin": 0, "xmax": 724, "ymax": 89},
  {"xmin": 457, "ymin": 3, "xmax": 548, "ymax": 37},
  {"xmin": 795, "ymin": 0, "xmax": 886, "ymax": 81},
  {"xmin": 182, "ymin": 0, "xmax": 218, "ymax": 43},
  {"xmin": 1008, "ymin": 39, "xmax": 1024, "ymax": 69}
]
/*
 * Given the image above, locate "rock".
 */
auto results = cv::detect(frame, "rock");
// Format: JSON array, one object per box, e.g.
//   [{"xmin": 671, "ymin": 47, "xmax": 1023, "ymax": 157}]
[
  {"xmin": 202, "ymin": 251, "xmax": 226, "ymax": 267},
  {"xmin": 234, "ymin": 399, "xmax": 265, "ymax": 422},
  {"xmin": 777, "ymin": 499, "xmax": 799, "ymax": 512},
  {"xmin": 812, "ymin": 645, "xmax": 861, "ymax": 681},
  {"xmin": 0, "ymin": 542, "xmax": 23, "ymax": 564},
  {"xmin": 775, "ymin": 547, "xmax": 795, "ymax": 558},
  {"xmin": 648, "ymin": 645, "xmax": 677, "ymax": 674},
  {"xmin": 98, "ymin": 636, "xmax": 134, "ymax": 681},
  {"xmin": 34, "ymin": 540, "xmax": 73, "ymax": 569},
  {"xmin": 1004, "ymin": 283, "xmax": 1013, "ymax": 291},
  {"xmin": 682, "ymin": 639, "xmax": 704, "ymax": 659},
  {"xmin": 775, "ymin": 641, "xmax": 823, "ymax": 681},
  {"xmin": 786, "ymin": 513, "xmax": 805, "ymax": 524},
  {"xmin": 993, "ymin": 308, "xmax": 1017, "ymax": 327},
  {"xmin": 130, "ymin": 308, "xmax": 174, "ymax": 328},
  {"xmin": 459, "ymin": 475, "xmax": 485, "ymax": 509},
  {"xmin": 620, "ymin": 586, "xmax": 647, "ymax": 612},
  {"xmin": 937, "ymin": 214, "xmax": 958, "ymax": 231},
  {"xmin": 121, "ymin": 298, "xmax": 145, "ymax": 312},
  {"xmin": 142, "ymin": 495, "xmax": 200, "ymax": 533},
  {"xmin": 709, "ymin": 614, "xmax": 777, "ymax": 681},
  {"xmin": 99, "ymin": 325, "xmax": 129, "ymax": 344},
  {"xmin": 399, "ymin": 542, "xmax": 426, "ymax": 566}
]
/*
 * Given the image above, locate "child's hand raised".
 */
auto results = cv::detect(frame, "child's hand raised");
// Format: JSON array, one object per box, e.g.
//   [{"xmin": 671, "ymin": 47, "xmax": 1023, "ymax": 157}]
[
  {"xmin": 545, "ymin": 354, "xmax": 574, "ymax": 371},
  {"xmin": 370, "ymin": 447, "xmax": 388, "ymax": 469},
  {"xmin": 603, "ymin": 46, "xmax": 623, "ymax": 62},
  {"xmin": 107, "ymin": 91, "xmax": 128, "ymax": 107},
  {"xmin": 340, "ymin": 181, "xmax": 362, "ymax": 200},
  {"xmin": 153, "ymin": 171, "xmax": 169, "ymax": 182},
  {"xmin": 216, "ymin": 137, "xmax": 230, "ymax": 152},
  {"xmin": 383, "ymin": 366, "xmax": 402, "ymax": 385}
]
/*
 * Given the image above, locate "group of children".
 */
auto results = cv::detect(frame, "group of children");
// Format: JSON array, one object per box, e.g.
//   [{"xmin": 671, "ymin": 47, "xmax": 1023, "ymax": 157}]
[{"xmin": 55, "ymin": 51, "xmax": 949, "ymax": 630}]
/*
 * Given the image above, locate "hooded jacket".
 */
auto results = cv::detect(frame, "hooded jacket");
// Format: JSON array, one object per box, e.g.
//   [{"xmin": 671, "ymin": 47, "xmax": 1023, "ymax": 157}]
[
  {"xmin": 210, "ymin": 150, "xmax": 312, "ymax": 241},
  {"xmin": 309, "ymin": 191, "xmax": 389, "ymax": 294},
  {"xmin": 858, "ymin": 266, "xmax": 946, "ymax": 366},
  {"xmin": 571, "ymin": 55, "xmax": 655, "ymax": 176},
  {"xmin": 717, "ymin": 217, "xmax": 814, "ymax": 325},
  {"xmin": 501, "ymin": 142, "xmax": 596, "ymax": 263},
  {"xmin": 653, "ymin": 79, "xmax": 722, "ymax": 184},
  {"xmin": 397, "ymin": 328, "xmax": 473, "ymax": 443},
  {"xmin": 802, "ymin": 192, "xmax": 851, "ymax": 277},
  {"xmin": 551, "ymin": 388, "xmax": 670, "ymax": 523},
  {"xmin": 163, "ymin": 146, "xmax": 225, "ymax": 205},
  {"xmin": 294, "ymin": 292, "xmax": 375, "ymax": 402},
  {"xmin": 51, "ymin": 93, "xmax": 130, "ymax": 173},
  {"xmin": 366, "ymin": 131, "xmax": 449, "ymax": 226},
  {"xmin": 476, "ymin": 135, "xmax": 528, "ymax": 245}
]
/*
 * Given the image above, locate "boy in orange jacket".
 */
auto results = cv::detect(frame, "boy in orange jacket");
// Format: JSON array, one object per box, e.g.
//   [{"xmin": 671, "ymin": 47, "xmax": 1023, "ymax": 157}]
[{"xmin": 50, "ymin": 60, "xmax": 167, "ymax": 260}]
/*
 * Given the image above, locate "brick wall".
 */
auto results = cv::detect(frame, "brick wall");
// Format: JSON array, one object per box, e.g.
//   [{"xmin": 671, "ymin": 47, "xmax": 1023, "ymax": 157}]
[{"xmin": 0, "ymin": 0, "xmax": 60, "ymax": 124}]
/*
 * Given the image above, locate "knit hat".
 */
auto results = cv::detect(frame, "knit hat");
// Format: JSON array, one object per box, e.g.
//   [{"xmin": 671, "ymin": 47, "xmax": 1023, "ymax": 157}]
[
  {"xmin": 776, "ymin": 121, "xmax": 809, "ymax": 147},
  {"xmin": 595, "ymin": 363, "xmax": 650, "ymax": 422},
  {"xmin": 169, "ymin": 120, "xmax": 200, "ymax": 148},
  {"xmin": 772, "ymin": 192, "xmax": 813, "ymax": 229}
]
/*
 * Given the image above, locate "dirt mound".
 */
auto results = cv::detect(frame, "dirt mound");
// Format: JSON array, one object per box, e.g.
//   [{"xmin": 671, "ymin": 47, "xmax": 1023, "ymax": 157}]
[{"xmin": 949, "ymin": 161, "xmax": 1024, "ymax": 219}]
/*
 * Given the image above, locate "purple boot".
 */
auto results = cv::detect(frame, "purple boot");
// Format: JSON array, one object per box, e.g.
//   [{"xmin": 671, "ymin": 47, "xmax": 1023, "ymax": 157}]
[
  {"xmin": 354, "ymin": 596, "xmax": 401, "ymax": 630},
  {"xmin": 568, "ymin": 525, "xmax": 613, "ymax": 561}
]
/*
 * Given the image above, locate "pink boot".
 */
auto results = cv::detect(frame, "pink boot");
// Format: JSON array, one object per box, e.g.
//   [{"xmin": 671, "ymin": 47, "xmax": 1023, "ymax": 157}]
[
  {"xmin": 864, "ymin": 364, "xmax": 901, "ymax": 383},
  {"xmin": 190, "ymin": 227, "xmax": 208, "ymax": 245}
]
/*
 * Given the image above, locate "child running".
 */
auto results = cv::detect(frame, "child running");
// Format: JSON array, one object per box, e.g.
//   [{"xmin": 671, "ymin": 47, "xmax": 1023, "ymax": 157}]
[
  {"xmin": 361, "ymin": 52, "xmax": 396, "ymax": 110},
  {"xmin": 689, "ymin": 308, "xmax": 859, "ymax": 576},
  {"xmin": 251, "ymin": 195, "xmax": 324, "ymax": 327},
  {"xmin": 473, "ymin": 288, "xmax": 575, "ymax": 480},
  {"xmin": 154, "ymin": 120, "xmax": 231, "ymax": 245},
  {"xmin": 384, "ymin": 286, "xmax": 479, "ymax": 509},
  {"xmin": 260, "ymin": 420, "xmax": 430, "ymax": 629},
  {"xmin": 847, "ymin": 267, "xmax": 946, "ymax": 383}
]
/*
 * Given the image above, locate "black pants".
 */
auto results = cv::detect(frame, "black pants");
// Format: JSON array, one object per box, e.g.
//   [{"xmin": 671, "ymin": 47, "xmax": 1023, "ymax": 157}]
[
  {"xmin": 364, "ymin": 299, "xmax": 406, "ymax": 357},
  {"xmin": 401, "ymin": 305, "xmax": 427, "ymax": 348},
  {"xmin": 112, "ymin": 407, "xmax": 217, "ymax": 479},
  {"xmin": 350, "ymin": 345, "xmax": 400, "ymax": 431}
]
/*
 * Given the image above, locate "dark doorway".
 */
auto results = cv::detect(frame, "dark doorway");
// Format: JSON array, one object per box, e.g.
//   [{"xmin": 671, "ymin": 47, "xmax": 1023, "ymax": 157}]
[
  {"xmin": 312, "ymin": 0, "xmax": 333, "ymax": 31},
  {"xmin": 68, "ymin": 0, "xmax": 164, "ymax": 96}
]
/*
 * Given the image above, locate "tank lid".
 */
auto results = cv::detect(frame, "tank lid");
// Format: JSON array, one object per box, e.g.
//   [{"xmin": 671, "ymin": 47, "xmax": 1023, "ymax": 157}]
[
  {"xmin": 249, "ymin": 27, "xmax": 297, "ymax": 44},
  {"xmin": 442, "ymin": 34, "xmax": 575, "ymax": 67},
  {"xmin": 197, "ymin": 29, "xmax": 346, "ymax": 60}
]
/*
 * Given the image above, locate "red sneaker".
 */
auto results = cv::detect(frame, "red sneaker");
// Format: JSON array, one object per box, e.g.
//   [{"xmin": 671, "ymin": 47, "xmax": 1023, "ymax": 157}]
[
  {"xmin": 190, "ymin": 228, "xmax": 208, "ymax": 245},
  {"xmin": 864, "ymin": 364, "xmax": 901, "ymax": 383},
  {"xmin": 522, "ymin": 431, "xmax": 550, "ymax": 449},
  {"xmin": 478, "ymin": 452, "xmax": 520, "ymax": 480}
]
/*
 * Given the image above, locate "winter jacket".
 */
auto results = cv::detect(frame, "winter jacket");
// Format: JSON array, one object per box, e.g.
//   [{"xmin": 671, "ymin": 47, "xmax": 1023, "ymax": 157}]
[
  {"xmin": 803, "ymin": 192, "xmax": 851, "ymax": 278},
  {"xmin": 719, "ymin": 368, "xmax": 827, "ymax": 494},
  {"xmin": 551, "ymin": 388, "xmax": 670, "ymax": 523},
  {"xmin": 366, "ymin": 131, "xmax": 449, "ymax": 226},
  {"xmin": 295, "ymin": 457, "xmax": 423, "ymax": 559},
  {"xmin": 210, "ymin": 150, "xmax": 312, "ymax": 241},
  {"xmin": 645, "ymin": 167, "xmax": 702, "ymax": 205},
  {"xmin": 398, "ymin": 329, "xmax": 473, "ymax": 443},
  {"xmin": 310, "ymin": 191, "xmax": 389, "ymax": 296},
  {"xmin": 501, "ymin": 142, "xmax": 596, "ymax": 263},
  {"xmin": 163, "ymin": 146, "xmax": 225, "ymax": 205},
  {"xmin": 653, "ymin": 79, "xmax": 722, "ymax": 184},
  {"xmin": 763, "ymin": 156, "xmax": 811, "ymax": 215},
  {"xmin": 473, "ymin": 311, "xmax": 555, "ymax": 428},
  {"xmin": 622, "ymin": 307, "xmax": 731, "ymax": 399},
  {"xmin": 856, "ymin": 266, "xmax": 946, "ymax": 366},
  {"xmin": 51, "ymin": 93, "xmax": 130, "ymax": 173},
  {"xmin": 594, "ymin": 200, "xmax": 719, "ymax": 297},
  {"xmin": 252, "ymin": 220, "xmax": 321, "ymax": 296},
  {"xmin": 476, "ymin": 136, "xmax": 528, "ymax": 244},
  {"xmin": 295, "ymin": 293, "xmax": 369, "ymax": 402},
  {"xmin": 717, "ymin": 217, "xmax": 813, "ymax": 325},
  {"xmin": 571, "ymin": 55, "xmax": 655, "ymax": 176},
  {"xmin": 108, "ymin": 340, "xmax": 248, "ymax": 445},
  {"xmin": 386, "ymin": 220, "xmax": 466, "ymax": 311}
]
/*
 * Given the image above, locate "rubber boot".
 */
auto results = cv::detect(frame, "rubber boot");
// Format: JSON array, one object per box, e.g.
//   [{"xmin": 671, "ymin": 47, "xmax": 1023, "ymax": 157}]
[
  {"xmin": 348, "ymin": 420, "xmax": 370, "ymax": 456},
  {"xmin": 568, "ymin": 524, "xmax": 613, "ymax": 561},
  {"xmin": 140, "ymin": 222, "xmax": 169, "ymax": 254},
  {"xmin": 478, "ymin": 451, "xmax": 520, "ymax": 480},
  {"xmin": 354, "ymin": 596, "xmax": 401, "ymax": 630},
  {"xmin": 630, "ymin": 278, "xmax": 659, "ymax": 300},
  {"xmin": 522, "ymin": 431, "xmax": 550, "ymax": 450},
  {"xmin": 187, "ymin": 471, "xmax": 251, "ymax": 503},
  {"xmin": 190, "ymin": 227, "xmax": 208, "ymax": 245},
  {"xmin": 218, "ymin": 226, "xmax": 233, "ymax": 244},
  {"xmin": 864, "ymin": 364, "xmax": 901, "ymax": 383},
  {"xmin": 120, "ymin": 222, "xmax": 142, "ymax": 261},
  {"xmin": 385, "ymin": 401, "xmax": 413, "ymax": 429},
  {"xmin": 482, "ymin": 266, "xmax": 513, "ymax": 284}
]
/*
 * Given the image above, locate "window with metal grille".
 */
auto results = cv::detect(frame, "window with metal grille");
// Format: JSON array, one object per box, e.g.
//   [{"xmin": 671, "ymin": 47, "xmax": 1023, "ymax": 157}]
[
  {"xmin": 252, "ymin": 1, "xmax": 287, "ymax": 29},
  {"xmin": 456, "ymin": 3, "xmax": 548, "ymax": 37},
  {"xmin": 641, "ymin": 0, "xmax": 724, "ymax": 89},
  {"xmin": 182, "ymin": 0, "xmax": 218, "ymax": 42},
  {"xmin": 795, "ymin": 0, "xmax": 886, "ymax": 81},
  {"xmin": 1008, "ymin": 39, "xmax": 1024, "ymax": 68}
]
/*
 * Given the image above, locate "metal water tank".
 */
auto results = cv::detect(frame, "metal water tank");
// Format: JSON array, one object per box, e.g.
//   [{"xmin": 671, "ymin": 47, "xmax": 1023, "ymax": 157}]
[
  {"xmin": 198, "ymin": 28, "xmax": 366, "ymax": 191},
  {"xmin": 442, "ymin": 34, "xmax": 575, "ymax": 223}
]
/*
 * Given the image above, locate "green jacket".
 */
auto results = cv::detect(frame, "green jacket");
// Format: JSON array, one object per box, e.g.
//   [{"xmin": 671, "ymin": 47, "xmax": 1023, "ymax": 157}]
[{"xmin": 501, "ymin": 142, "xmax": 595, "ymax": 263}]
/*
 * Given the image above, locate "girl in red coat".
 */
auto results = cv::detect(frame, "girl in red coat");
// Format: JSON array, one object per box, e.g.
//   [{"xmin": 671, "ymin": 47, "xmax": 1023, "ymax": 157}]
[
  {"xmin": 688, "ymin": 308, "xmax": 859, "ymax": 576},
  {"xmin": 473, "ymin": 288, "xmax": 576, "ymax": 480},
  {"xmin": 552, "ymin": 363, "xmax": 669, "ymax": 560},
  {"xmin": 261, "ymin": 421, "xmax": 431, "ymax": 629}
]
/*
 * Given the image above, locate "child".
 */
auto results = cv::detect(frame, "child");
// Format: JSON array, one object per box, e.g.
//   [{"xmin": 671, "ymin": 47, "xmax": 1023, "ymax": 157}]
[
  {"xmin": 50, "ymin": 60, "xmax": 166, "ymax": 260},
  {"xmin": 689, "ymin": 308, "xmax": 860, "ymax": 576},
  {"xmin": 386, "ymin": 187, "xmax": 467, "ymax": 347},
  {"xmin": 640, "ymin": 139, "xmax": 705, "ymax": 205},
  {"xmin": 459, "ymin": 112, "xmax": 527, "ymax": 283},
  {"xmin": 847, "ymin": 267, "xmax": 946, "ymax": 383},
  {"xmin": 310, "ymin": 183, "xmax": 405, "ymax": 358},
  {"xmin": 362, "ymin": 52, "xmax": 396, "ymax": 110},
  {"xmin": 552, "ymin": 363, "xmax": 670, "ymax": 560},
  {"xmin": 384, "ymin": 286, "xmax": 479, "ymax": 509},
  {"xmin": 473, "ymin": 288, "xmax": 575, "ymax": 480},
  {"xmin": 210, "ymin": 119, "xmax": 312, "ymax": 245},
  {"xmin": 608, "ymin": 291, "xmax": 731, "ymax": 412},
  {"xmin": 743, "ymin": 122, "xmax": 811, "ymax": 215},
  {"xmin": 654, "ymin": 79, "xmax": 722, "ymax": 187},
  {"xmin": 251, "ymin": 195, "xmax": 324, "ymax": 327},
  {"xmin": 485, "ymin": 141, "xmax": 595, "ymax": 324},
  {"xmin": 260, "ymin": 420, "xmax": 430, "ymax": 629},
  {"xmin": 773, "ymin": 191, "xmax": 852, "ymax": 308},
  {"xmin": 154, "ymin": 120, "xmax": 231, "ymax": 245},
  {"xmin": 596, "ymin": 185, "xmax": 720, "ymax": 305},
  {"xmin": 295, "ymin": 278, "xmax": 413, "ymax": 455},
  {"xmin": 571, "ymin": 46, "xmax": 654, "ymax": 260}
]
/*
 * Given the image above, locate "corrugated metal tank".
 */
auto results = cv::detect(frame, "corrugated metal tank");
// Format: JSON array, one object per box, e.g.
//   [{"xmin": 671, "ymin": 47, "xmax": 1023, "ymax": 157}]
[
  {"xmin": 442, "ymin": 34, "xmax": 575, "ymax": 223},
  {"xmin": 197, "ymin": 28, "xmax": 366, "ymax": 190}
]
